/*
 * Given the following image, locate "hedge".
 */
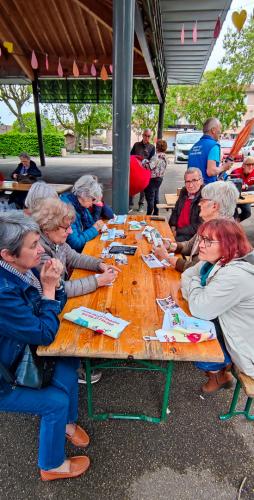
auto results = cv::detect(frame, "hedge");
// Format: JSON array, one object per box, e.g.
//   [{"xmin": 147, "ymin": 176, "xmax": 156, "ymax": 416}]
[{"xmin": 0, "ymin": 133, "xmax": 65, "ymax": 157}]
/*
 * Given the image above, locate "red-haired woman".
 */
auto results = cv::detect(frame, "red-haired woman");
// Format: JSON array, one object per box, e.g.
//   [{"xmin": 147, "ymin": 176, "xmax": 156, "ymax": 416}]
[{"xmin": 181, "ymin": 219, "xmax": 254, "ymax": 393}]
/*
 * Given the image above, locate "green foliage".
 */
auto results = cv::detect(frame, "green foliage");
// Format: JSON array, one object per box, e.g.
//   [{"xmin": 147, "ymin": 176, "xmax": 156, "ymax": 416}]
[
  {"xmin": 222, "ymin": 18, "xmax": 254, "ymax": 85},
  {"xmin": 164, "ymin": 68, "xmax": 246, "ymax": 131},
  {"xmin": 0, "ymin": 133, "xmax": 64, "ymax": 156},
  {"xmin": 12, "ymin": 112, "xmax": 57, "ymax": 134},
  {"xmin": 0, "ymin": 85, "xmax": 32, "ymax": 132},
  {"xmin": 131, "ymin": 105, "xmax": 159, "ymax": 137},
  {"xmin": 45, "ymin": 103, "xmax": 112, "ymax": 151}
]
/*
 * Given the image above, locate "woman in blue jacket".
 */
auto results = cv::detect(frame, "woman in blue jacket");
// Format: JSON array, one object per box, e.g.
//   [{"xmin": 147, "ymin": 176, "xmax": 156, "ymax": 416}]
[
  {"xmin": 61, "ymin": 175, "xmax": 106, "ymax": 252},
  {"xmin": 0, "ymin": 211, "xmax": 90, "ymax": 481}
]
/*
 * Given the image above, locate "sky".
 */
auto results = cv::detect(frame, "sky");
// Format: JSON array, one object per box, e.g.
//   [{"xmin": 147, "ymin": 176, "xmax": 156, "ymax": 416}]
[{"xmin": 0, "ymin": 0, "xmax": 254, "ymax": 125}]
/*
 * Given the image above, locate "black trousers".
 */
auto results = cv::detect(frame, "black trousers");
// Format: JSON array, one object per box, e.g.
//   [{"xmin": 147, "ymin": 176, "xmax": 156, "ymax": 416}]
[{"xmin": 144, "ymin": 177, "xmax": 163, "ymax": 215}]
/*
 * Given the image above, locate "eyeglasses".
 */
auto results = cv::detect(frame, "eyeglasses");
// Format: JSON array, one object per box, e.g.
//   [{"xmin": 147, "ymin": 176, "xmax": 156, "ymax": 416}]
[
  {"xmin": 197, "ymin": 235, "xmax": 220, "ymax": 247},
  {"xmin": 185, "ymin": 178, "xmax": 201, "ymax": 185},
  {"xmin": 58, "ymin": 224, "xmax": 72, "ymax": 232}
]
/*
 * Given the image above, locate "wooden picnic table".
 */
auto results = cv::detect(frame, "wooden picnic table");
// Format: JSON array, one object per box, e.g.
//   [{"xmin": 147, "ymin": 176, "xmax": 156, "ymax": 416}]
[
  {"xmin": 0, "ymin": 181, "xmax": 72, "ymax": 194},
  {"xmin": 38, "ymin": 215, "xmax": 223, "ymax": 423},
  {"xmin": 165, "ymin": 192, "xmax": 254, "ymax": 209}
]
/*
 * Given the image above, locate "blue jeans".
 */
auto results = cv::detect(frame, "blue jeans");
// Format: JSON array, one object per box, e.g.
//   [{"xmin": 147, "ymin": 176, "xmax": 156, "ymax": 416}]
[
  {"xmin": 0, "ymin": 357, "xmax": 79, "ymax": 470},
  {"xmin": 195, "ymin": 318, "xmax": 231, "ymax": 372}
]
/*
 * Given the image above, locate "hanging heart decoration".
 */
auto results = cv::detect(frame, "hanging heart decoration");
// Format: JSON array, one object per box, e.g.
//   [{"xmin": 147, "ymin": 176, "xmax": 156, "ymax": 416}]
[
  {"xmin": 109, "ymin": 64, "xmax": 113, "ymax": 74},
  {"xmin": 213, "ymin": 17, "xmax": 221, "ymax": 39},
  {"xmin": 91, "ymin": 63, "xmax": 97, "ymax": 76},
  {"xmin": 45, "ymin": 53, "xmax": 49, "ymax": 71},
  {"xmin": 180, "ymin": 24, "xmax": 185, "ymax": 45},
  {"xmin": 31, "ymin": 50, "xmax": 38, "ymax": 69},
  {"xmin": 3, "ymin": 41, "xmax": 13, "ymax": 53},
  {"xmin": 232, "ymin": 10, "xmax": 247, "ymax": 32},
  {"xmin": 73, "ymin": 59, "xmax": 79, "ymax": 77},
  {"xmin": 100, "ymin": 64, "xmax": 108, "ymax": 80},
  {"xmin": 192, "ymin": 21, "xmax": 198, "ymax": 43},
  {"xmin": 83, "ymin": 62, "xmax": 88, "ymax": 74},
  {"xmin": 58, "ymin": 58, "xmax": 63, "ymax": 77}
]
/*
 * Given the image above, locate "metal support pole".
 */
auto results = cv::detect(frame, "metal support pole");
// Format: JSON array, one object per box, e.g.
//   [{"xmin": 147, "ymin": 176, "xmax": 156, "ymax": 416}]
[
  {"xmin": 32, "ymin": 77, "xmax": 46, "ymax": 166},
  {"xmin": 157, "ymin": 102, "xmax": 165, "ymax": 139},
  {"xmin": 112, "ymin": 0, "xmax": 135, "ymax": 214}
]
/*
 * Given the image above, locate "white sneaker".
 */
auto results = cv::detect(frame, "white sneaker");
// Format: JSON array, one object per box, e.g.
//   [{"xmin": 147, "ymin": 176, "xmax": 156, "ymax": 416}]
[{"xmin": 78, "ymin": 370, "xmax": 102, "ymax": 384}]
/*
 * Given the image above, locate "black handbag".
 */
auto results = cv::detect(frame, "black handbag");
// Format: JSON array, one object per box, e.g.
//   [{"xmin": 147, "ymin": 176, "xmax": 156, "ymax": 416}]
[{"xmin": 0, "ymin": 346, "xmax": 55, "ymax": 390}]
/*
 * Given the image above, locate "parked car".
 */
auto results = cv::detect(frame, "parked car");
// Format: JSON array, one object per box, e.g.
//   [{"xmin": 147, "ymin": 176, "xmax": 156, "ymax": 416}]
[
  {"xmin": 220, "ymin": 139, "xmax": 243, "ymax": 163},
  {"xmin": 242, "ymin": 137, "xmax": 254, "ymax": 158},
  {"xmin": 174, "ymin": 131, "xmax": 203, "ymax": 162}
]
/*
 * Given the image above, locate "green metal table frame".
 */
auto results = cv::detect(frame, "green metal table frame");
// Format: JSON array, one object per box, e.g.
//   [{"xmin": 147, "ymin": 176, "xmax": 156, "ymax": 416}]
[
  {"xmin": 84, "ymin": 358, "xmax": 174, "ymax": 424},
  {"xmin": 219, "ymin": 379, "xmax": 254, "ymax": 421}
]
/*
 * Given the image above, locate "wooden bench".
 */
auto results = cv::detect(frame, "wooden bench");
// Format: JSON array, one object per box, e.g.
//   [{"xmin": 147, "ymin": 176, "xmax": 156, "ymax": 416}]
[{"xmin": 220, "ymin": 369, "xmax": 254, "ymax": 421}]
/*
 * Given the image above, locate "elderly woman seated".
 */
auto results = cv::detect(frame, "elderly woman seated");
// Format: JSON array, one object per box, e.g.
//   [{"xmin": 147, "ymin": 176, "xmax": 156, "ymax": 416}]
[
  {"xmin": 169, "ymin": 168, "xmax": 203, "ymax": 242},
  {"xmin": 24, "ymin": 181, "xmax": 58, "ymax": 213},
  {"xmin": 181, "ymin": 219, "xmax": 254, "ymax": 393},
  {"xmin": 154, "ymin": 181, "xmax": 239, "ymax": 272},
  {"xmin": 61, "ymin": 175, "xmax": 108, "ymax": 252},
  {"xmin": 0, "ymin": 211, "xmax": 91, "ymax": 480},
  {"xmin": 32, "ymin": 198, "xmax": 119, "ymax": 297}
]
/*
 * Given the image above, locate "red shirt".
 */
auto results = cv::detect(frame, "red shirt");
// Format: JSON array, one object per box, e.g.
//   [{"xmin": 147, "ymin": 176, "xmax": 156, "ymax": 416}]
[
  {"xmin": 231, "ymin": 166, "xmax": 254, "ymax": 187},
  {"xmin": 177, "ymin": 197, "xmax": 192, "ymax": 228}
]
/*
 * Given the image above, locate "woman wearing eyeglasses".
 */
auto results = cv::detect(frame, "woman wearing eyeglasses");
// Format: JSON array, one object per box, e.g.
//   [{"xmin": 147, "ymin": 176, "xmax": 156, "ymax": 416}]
[
  {"xmin": 181, "ymin": 219, "xmax": 254, "ymax": 393},
  {"xmin": 32, "ymin": 198, "xmax": 119, "ymax": 298},
  {"xmin": 169, "ymin": 167, "xmax": 203, "ymax": 241}
]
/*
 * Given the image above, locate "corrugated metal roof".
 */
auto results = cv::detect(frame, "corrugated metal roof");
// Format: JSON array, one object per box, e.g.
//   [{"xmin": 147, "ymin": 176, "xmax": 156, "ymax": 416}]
[{"xmin": 160, "ymin": 0, "xmax": 233, "ymax": 84}]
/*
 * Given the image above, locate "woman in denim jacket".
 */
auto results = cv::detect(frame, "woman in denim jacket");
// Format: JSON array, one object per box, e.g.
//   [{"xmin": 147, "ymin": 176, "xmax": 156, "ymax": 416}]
[{"xmin": 0, "ymin": 212, "xmax": 90, "ymax": 481}]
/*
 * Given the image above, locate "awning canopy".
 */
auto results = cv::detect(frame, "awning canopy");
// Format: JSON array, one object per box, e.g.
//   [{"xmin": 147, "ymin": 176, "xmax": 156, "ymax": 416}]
[{"xmin": 161, "ymin": 0, "xmax": 232, "ymax": 85}]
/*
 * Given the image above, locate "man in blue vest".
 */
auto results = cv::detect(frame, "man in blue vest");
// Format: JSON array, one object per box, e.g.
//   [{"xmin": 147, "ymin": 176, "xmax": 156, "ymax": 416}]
[{"xmin": 188, "ymin": 118, "xmax": 231, "ymax": 184}]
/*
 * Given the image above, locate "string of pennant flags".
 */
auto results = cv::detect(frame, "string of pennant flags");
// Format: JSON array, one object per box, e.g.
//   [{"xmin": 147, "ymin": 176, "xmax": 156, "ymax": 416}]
[
  {"xmin": 180, "ymin": 9, "xmax": 249, "ymax": 45},
  {"xmin": 0, "ymin": 9, "xmax": 250, "ymax": 76}
]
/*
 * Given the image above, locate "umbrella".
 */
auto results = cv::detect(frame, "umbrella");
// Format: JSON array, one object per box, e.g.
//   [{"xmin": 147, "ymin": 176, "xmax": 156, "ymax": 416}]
[{"xmin": 229, "ymin": 118, "xmax": 254, "ymax": 158}]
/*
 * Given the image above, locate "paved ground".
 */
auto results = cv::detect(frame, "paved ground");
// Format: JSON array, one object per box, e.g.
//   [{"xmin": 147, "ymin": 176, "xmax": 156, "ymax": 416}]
[{"xmin": 0, "ymin": 155, "xmax": 254, "ymax": 500}]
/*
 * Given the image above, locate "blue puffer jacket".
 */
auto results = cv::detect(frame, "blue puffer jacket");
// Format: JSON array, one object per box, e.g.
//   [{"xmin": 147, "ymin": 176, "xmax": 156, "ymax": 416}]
[
  {"xmin": 61, "ymin": 192, "xmax": 99, "ymax": 253},
  {"xmin": 0, "ymin": 266, "xmax": 66, "ymax": 397}
]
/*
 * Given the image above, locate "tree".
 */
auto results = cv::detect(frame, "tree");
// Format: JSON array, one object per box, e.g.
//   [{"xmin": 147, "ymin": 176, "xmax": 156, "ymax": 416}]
[
  {"xmin": 12, "ymin": 112, "xmax": 57, "ymax": 134},
  {"xmin": 165, "ymin": 68, "xmax": 246, "ymax": 131},
  {"xmin": 45, "ymin": 103, "xmax": 112, "ymax": 151},
  {"xmin": 131, "ymin": 105, "xmax": 159, "ymax": 138},
  {"xmin": 0, "ymin": 84, "xmax": 32, "ymax": 131},
  {"xmin": 222, "ymin": 17, "xmax": 254, "ymax": 85}
]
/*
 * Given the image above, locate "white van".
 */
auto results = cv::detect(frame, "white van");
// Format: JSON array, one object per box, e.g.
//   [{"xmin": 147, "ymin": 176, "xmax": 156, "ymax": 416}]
[{"xmin": 174, "ymin": 131, "xmax": 203, "ymax": 163}]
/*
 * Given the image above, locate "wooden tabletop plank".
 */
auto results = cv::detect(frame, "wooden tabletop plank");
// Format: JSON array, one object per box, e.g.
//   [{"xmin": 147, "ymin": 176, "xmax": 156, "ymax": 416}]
[
  {"xmin": 0, "ymin": 181, "xmax": 72, "ymax": 193},
  {"xmin": 38, "ymin": 215, "xmax": 223, "ymax": 363},
  {"xmin": 165, "ymin": 192, "xmax": 254, "ymax": 207}
]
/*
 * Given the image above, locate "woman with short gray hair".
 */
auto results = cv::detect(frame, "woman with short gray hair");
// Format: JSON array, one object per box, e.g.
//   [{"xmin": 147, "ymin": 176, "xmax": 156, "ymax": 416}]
[
  {"xmin": 32, "ymin": 198, "xmax": 119, "ymax": 297},
  {"xmin": 10, "ymin": 153, "xmax": 42, "ymax": 208},
  {"xmin": 24, "ymin": 181, "xmax": 58, "ymax": 212},
  {"xmin": 154, "ymin": 180, "xmax": 239, "ymax": 273},
  {"xmin": 0, "ymin": 210, "xmax": 91, "ymax": 480},
  {"xmin": 61, "ymin": 175, "xmax": 105, "ymax": 252}
]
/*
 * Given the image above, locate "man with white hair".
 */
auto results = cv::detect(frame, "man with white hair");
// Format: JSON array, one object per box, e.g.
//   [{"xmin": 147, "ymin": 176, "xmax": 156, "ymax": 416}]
[
  {"xmin": 188, "ymin": 118, "xmax": 231, "ymax": 184},
  {"xmin": 154, "ymin": 180, "xmax": 239, "ymax": 272}
]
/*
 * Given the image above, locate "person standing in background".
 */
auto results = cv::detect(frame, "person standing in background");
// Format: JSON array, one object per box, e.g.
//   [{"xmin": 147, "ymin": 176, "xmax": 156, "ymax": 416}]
[
  {"xmin": 129, "ymin": 128, "xmax": 155, "ymax": 212},
  {"xmin": 188, "ymin": 118, "xmax": 231, "ymax": 184}
]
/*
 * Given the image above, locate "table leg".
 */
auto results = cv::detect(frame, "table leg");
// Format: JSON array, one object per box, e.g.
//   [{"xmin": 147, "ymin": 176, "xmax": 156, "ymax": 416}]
[
  {"xmin": 160, "ymin": 361, "xmax": 174, "ymax": 421},
  {"xmin": 85, "ymin": 359, "xmax": 93, "ymax": 419}
]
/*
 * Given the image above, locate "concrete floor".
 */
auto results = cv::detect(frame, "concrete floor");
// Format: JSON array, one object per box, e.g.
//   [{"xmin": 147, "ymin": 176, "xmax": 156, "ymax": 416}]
[{"xmin": 0, "ymin": 155, "xmax": 254, "ymax": 500}]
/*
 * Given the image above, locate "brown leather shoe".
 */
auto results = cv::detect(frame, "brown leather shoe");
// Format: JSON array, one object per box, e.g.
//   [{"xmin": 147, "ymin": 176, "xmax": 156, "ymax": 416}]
[
  {"xmin": 40, "ymin": 456, "xmax": 90, "ymax": 481},
  {"xmin": 66, "ymin": 425, "xmax": 90, "ymax": 448},
  {"xmin": 202, "ymin": 367, "xmax": 234, "ymax": 394}
]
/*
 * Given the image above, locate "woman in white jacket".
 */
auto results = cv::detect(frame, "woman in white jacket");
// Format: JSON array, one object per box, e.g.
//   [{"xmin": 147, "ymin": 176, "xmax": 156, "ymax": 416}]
[{"xmin": 181, "ymin": 218, "xmax": 254, "ymax": 393}]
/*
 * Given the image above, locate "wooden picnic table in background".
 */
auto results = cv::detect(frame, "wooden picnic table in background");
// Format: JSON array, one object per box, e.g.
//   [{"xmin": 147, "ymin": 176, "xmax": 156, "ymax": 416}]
[
  {"xmin": 164, "ymin": 192, "xmax": 254, "ymax": 209},
  {"xmin": 0, "ymin": 181, "xmax": 72, "ymax": 194}
]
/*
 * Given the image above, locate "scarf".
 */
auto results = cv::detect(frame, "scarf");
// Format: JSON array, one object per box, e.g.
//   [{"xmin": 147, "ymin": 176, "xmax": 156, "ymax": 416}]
[{"xmin": 0, "ymin": 260, "xmax": 43, "ymax": 296}]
